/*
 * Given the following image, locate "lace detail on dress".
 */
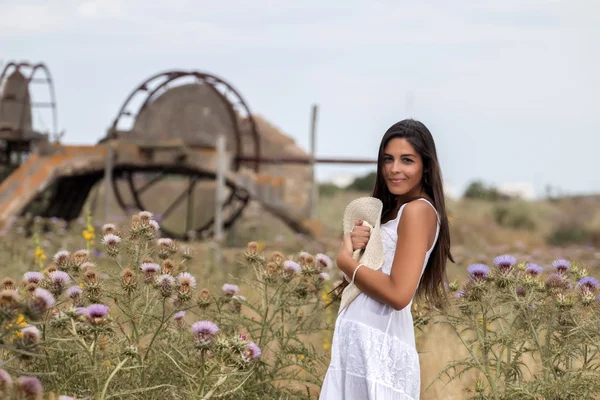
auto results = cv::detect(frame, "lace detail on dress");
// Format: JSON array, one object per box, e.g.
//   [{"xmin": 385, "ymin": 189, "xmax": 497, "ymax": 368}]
[{"xmin": 329, "ymin": 318, "xmax": 420, "ymax": 398}]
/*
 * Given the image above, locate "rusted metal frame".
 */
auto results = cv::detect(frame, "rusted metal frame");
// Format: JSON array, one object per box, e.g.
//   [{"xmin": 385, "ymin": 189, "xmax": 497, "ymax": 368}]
[
  {"xmin": 11, "ymin": 63, "xmax": 57, "ymax": 139},
  {"xmin": 185, "ymin": 176, "xmax": 197, "ymax": 234},
  {"xmin": 236, "ymin": 156, "xmax": 377, "ymax": 165}
]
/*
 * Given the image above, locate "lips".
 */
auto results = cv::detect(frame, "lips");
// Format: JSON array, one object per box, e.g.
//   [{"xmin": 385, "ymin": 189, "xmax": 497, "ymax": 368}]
[{"xmin": 390, "ymin": 178, "xmax": 405, "ymax": 184}]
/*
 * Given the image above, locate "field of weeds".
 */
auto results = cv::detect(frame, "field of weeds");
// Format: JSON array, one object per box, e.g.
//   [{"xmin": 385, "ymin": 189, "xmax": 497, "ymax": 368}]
[{"xmin": 0, "ymin": 190, "xmax": 598, "ymax": 399}]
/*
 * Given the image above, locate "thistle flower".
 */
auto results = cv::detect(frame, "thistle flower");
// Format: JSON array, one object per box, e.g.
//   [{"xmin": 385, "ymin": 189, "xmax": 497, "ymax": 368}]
[
  {"xmin": 138, "ymin": 211, "xmax": 153, "ymax": 222},
  {"xmin": 80, "ymin": 261, "xmax": 95, "ymax": 272},
  {"xmin": 242, "ymin": 342, "xmax": 262, "ymax": 362},
  {"xmin": 455, "ymin": 290, "xmax": 466, "ymax": 300},
  {"xmin": 269, "ymin": 251, "xmax": 284, "ymax": 263},
  {"xmin": 48, "ymin": 271, "xmax": 70, "ymax": 294},
  {"xmin": 53, "ymin": 250, "xmax": 71, "ymax": 269},
  {"xmin": 158, "ymin": 259, "xmax": 173, "ymax": 275},
  {"xmin": 177, "ymin": 272, "xmax": 196, "ymax": 293},
  {"xmin": 148, "ymin": 219, "xmax": 160, "ymax": 231},
  {"xmin": 553, "ymin": 259, "xmax": 571, "ymax": 274},
  {"xmin": 83, "ymin": 268, "xmax": 99, "ymax": 285},
  {"xmin": 20, "ymin": 326, "xmax": 41, "ymax": 345},
  {"xmin": 191, "ymin": 320, "xmax": 219, "ymax": 348},
  {"xmin": 318, "ymin": 272, "xmax": 330, "ymax": 281},
  {"xmin": 72, "ymin": 249, "xmax": 89, "ymax": 266},
  {"xmin": 102, "ymin": 234, "xmax": 121, "ymax": 257},
  {"xmin": 23, "ymin": 272, "xmax": 43, "ymax": 285},
  {"xmin": 66, "ymin": 286, "xmax": 83, "ymax": 301},
  {"xmin": 577, "ymin": 276, "xmax": 599, "ymax": 292},
  {"xmin": 16, "ymin": 376, "xmax": 42, "ymax": 400},
  {"xmin": 0, "ymin": 369, "xmax": 13, "ymax": 392},
  {"xmin": 141, "ymin": 263, "xmax": 160, "ymax": 282},
  {"xmin": 316, "ymin": 253, "xmax": 333, "ymax": 270},
  {"xmin": 525, "ymin": 263, "xmax": 543, "ymax": 277},
  {"xmin": 102, "ymin": 234, "xmax": 120, "ymax": 245},
  {"xmin": 299, "ymin": 251, "xmax": 311, "ymax": 263},
  {"xmin": 101, "ymin": 223, "xmax": 118, "ymax": 234},
  {"xmin": 198, "ymin": 288, "xmax": 212, "ymax": 308},
  {"xmin": 32, "ymin": 288, "xmax": 55, "ymax": 310},
  {"xmin": 2, "ymin": 277, "xmax": 15, "ymax": 290},
  {"xmin": 121, "ymin": 267, "xmax": 135, "ymax": 286},
  {"xmin": 467, "ymin": 264, "xmax": 489, "ymax": 281},
  {"xmin": 247, "ymin": 241, "xmax": 258, "ymax": 254},
  {"xmin": 156, "ymin": 274, "xmax": 176, "ymax": 297},
  {"xmin": 82, "ymin": 304, "xmax": 110, "ymax": 325},
  {"xmin": 174, "ymin": 310, "xmax": 186, "ymax": 321},
  {"xmin": 546, "ymin": 273, "xmax": 569, "ymax": 290},
  {"xmin": 493, "ymin": 254, "xmax": 516, "ymax": 273},
  {"xmin": 516, "ymin": 287, "xmax": 526, "ymax": 297},
  {"xmin": 222, "ymin": 283, "xmax": 239, "ymax": 297},
  {"xmin": 283, "ymin": 260, "xmax": 301, "ymax": 276}
]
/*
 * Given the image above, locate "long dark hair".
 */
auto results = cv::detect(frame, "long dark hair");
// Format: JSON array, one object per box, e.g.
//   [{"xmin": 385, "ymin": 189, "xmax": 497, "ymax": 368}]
[{"xmin": 373, "ymin": 119, "xmax": 454, "ymax": 307}]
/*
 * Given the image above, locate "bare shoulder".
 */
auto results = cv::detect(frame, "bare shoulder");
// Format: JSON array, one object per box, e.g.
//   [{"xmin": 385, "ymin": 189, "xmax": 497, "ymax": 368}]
[
  {"xmin": 396, "ymin": 199, "xmax": 438, "ymax": 237},
  {"xmin": 401, "ymin": 199, "xmax": 437, "ymax": 223}
]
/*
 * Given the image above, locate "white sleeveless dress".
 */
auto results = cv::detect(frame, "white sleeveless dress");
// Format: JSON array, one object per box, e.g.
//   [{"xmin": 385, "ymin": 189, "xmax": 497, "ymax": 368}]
[{"xmin": 320, "ymin": 198, "xmax": 440, "ymax": 400}]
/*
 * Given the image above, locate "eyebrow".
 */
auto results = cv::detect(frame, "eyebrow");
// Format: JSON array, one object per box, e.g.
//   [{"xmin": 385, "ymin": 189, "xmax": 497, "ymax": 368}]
[{"xmin": 383, "ymin": 152, "xmax": 416, "ymax": 158}]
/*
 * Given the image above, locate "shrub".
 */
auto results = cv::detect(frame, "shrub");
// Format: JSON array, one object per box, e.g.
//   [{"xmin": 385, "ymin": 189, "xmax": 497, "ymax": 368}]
[
  {"xmin": 0, "ymin": 211, "xmax": 334, "ymax": 399},
  {"xmin": 493, "ymin": 203, "xmax": 537, "ymax": 231},
  {"xmin": 464, "ymin": 181, "xmax": 501, "ymax": 201},
  {"xmin": 432, "ymin": 255, "xmax": 600, "ymax": 399}
]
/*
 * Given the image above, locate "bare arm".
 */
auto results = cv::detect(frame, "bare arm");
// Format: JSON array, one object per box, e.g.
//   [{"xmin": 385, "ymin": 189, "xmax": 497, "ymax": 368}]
[{"xmin": 336, "ymin": 200, "xmax": 437, "ymax": 311}]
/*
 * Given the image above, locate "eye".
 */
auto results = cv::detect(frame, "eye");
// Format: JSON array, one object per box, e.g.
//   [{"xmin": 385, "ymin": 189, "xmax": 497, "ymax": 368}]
[
  {"xmin": 384, "ymin": 157, "xmax": 393, "ymax": 163},
  {"xmin": 402, "ymin": 158, "xmax": 414, "ymax": 164}
]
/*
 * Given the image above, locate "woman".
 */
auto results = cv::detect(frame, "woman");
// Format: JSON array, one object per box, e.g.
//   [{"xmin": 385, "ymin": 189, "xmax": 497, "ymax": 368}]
[{"xmin": 320, "ymin": 119, "xmax": 453, "ymax": 399}]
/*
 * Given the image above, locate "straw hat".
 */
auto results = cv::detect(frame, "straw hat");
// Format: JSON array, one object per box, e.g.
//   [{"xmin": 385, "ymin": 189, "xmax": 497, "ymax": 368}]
[{"xmin": 338, "ymin": 196, "xmax": 385, "ymax": 314}]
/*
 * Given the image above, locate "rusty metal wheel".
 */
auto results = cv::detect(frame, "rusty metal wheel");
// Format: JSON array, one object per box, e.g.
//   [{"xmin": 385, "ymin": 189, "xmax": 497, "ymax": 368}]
[{"xmin": 105, "ymin": 70, "xmax": 261, "ymax": 240}]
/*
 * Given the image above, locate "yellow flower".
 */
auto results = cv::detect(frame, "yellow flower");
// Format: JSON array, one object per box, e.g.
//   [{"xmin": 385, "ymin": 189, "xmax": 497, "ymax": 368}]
[
  {"xmin": 35, "ymin": 249, "xmax": 43, "ymax": 257},
  {"xmin": 323, "ymin": 343, "xmax": 330, "ymax": 350},
  {"xmin": 257, "ymin": 241, "xmax": 265, "ymax": 252},
  {"xmin": 16, "ymin": 331, "xmax": 22, "ymax": 339}
]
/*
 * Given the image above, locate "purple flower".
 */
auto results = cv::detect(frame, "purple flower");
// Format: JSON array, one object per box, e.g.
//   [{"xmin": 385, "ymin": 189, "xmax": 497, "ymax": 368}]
[
  {"xmin": 82, "ymin": 304, "xmax": 110, "ymax": 324},
  {"xmin": 467, "ymin": 264, "xmax": 489, "ymax": 280},
  {"xmin": 553, "ymin": 259, "xmax": 571, "ymax": 274},
  {"xmin": 20, "ymin": 326, "xmax": 41, "ymax": 344},
  {"xmin": 140, "ymin": 263, "xmax": 160, "ymax": 273},
  {"xmin": 102, "ymin": 234, "xmax": 121, "ymax": 246},
  {"xmin": 525, "ymin": 263, "xmax": 543, "ymax": 276},
  {"xmin": 49, "ymin": 271, "xmax": 70, "ymax": 286},
  {"xmin": 23, "ymin": 272, "xmax": 43, "ymax": 285},
  {"xmin": 174, "ymin": 311, "xmax": 186, "ymax": 321},
  {"xmin": 316, "ymin": 253, "xmax": 333, "ymax": 269},
  {"xmin": 455, "ymin": 290, "xmax": 465, "ymax": 299},
  {"xmin": 222, "ymin": 284, "xmax": 239, "ymax": 297},
  {"xmin": 318, "ymin": 272, "xmax": 330, "ymax": 281},
  {"xmin": 53, "ymin": 250, "xmax": 71, "ymax": 266},
  {"xmin": 33, "ymin": 288, "xmax": 55, "ymax": 309},
  {"xmin": 0, "ymin": 369, "xmax": 13, "ymax": 390},
  {"xmin": 493, "ymin": 255, "xmax": 517, "ymax": 272},
  {"xmin": 283, "ymin": 260, "xmax": 301, "ymax": 275},
  {"xmin": 244, "ymin": 342, "xmax": 262, "ymax": 360},
  {"xmin": 66, "ymin": 286, "xmax": 83, "ymax": 299},
  {"xmin": 191, "ymin": 320, "xmax": 219, "ymax": 348},
  {"xmin": 577, "ymin": 276, "xmax": 599, "ymax": 292},
  {"xmin": 177, "ymin": 272, "xmax": 197, "ymax": 289},
  {"xmin": 16, "ymin": 376, "xmax": 42, "ymax": 399}
]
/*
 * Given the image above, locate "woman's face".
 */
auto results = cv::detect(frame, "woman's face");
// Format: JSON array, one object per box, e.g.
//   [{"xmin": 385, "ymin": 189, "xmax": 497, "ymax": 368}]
[{"xmin": 382, "ymin": 137, "xmax": 424, "ymax": 198}]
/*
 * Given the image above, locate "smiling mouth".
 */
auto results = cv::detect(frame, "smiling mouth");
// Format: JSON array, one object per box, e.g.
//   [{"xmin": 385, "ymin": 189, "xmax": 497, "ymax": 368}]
[{"xmin": 390, "ymin": 178, "xmax": 405, "ymax": 183}]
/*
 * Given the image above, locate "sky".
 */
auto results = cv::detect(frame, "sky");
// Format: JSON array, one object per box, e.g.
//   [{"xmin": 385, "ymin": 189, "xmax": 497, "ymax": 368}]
[{"xmin": 1, "ymin": 0, "xmax": 599, "ymax": 198}]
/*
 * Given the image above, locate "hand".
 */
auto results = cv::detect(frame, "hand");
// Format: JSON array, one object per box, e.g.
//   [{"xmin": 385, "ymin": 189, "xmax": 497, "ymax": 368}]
[{"xmin": 350, "ymin": 220, "xmax": 371, "ymax": 251}]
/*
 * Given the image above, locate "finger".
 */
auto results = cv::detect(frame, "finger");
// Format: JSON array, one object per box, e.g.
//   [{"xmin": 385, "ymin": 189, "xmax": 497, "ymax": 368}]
[{"xmin": 355, "ymin": 220, "xmax": 363, "ymax": 226}]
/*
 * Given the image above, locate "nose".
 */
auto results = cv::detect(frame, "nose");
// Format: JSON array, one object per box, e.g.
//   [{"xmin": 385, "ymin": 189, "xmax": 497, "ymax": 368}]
[{"xmin": 391, "ymin": 160, "xmax": 402, "ymax": 173}]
